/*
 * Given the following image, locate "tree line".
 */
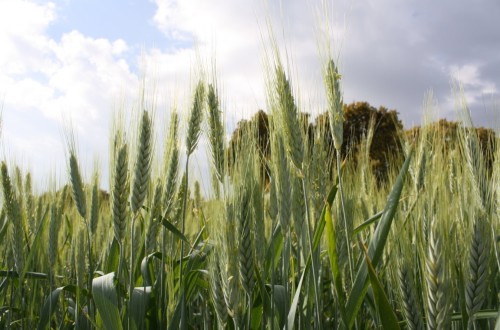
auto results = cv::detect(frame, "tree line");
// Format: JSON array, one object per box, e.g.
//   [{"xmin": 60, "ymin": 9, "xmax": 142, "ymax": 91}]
[{"xmin": 228, "ymin": 101, "xmax": 496, "ymax": 183}]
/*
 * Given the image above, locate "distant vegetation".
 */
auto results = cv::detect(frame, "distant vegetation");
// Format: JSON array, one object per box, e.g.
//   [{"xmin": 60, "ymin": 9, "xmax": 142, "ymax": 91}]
[{"xmin": 229, "ymin": 101, "xmax": 496, "ymax": 183}]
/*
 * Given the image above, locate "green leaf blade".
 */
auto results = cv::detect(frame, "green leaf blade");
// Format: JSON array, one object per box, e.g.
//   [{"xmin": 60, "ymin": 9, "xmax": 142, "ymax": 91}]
[
  {"xmin": 92, "ymin": 272, "xmax": 123, "ymax": 330},
  {"xmin": 346, "ymin": 151, "xmax": 413, "ymax": 328}
]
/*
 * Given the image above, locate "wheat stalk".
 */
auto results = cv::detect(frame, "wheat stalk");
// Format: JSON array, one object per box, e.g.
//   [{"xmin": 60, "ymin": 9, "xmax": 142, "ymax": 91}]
[
  {"xmin": 89, "ymin": 173, "xmax": 99, "ymax": 236},
  {"xmin": 69, "ymin": 153, "xmax": 87, "ymax": 219},
  {"xmin": 237, "ymin": 184, "xmax": 254, "ymax": 296},
  {"xmin": 24, "ymin": 172, "xmax": 36, "ymax": 235},
  {"xmin": 210, "ymin": 256, "xmax": 229, "ymax": 329},
  {"xmin": 324, "ymin": 59, "xmax": 343, "ymax": 151},
  {"xmin": 274, "ymin": 66, "xmax": 304, "ymax": 171},
  {"xmin": 75, "ymin": 225, "xmax": 86, "ymax": 288},
  {"xmin": 112, "ymin": 141, "xmax": 129, "ymax": 244},
  {"xmin": 251, "ymin": 158, "xmax": 266, "ymax": 267},
  {"xmin": 207, "ymin": 83, "xmax": 225, "ymax": 184},
  {"xmin": 221, "ymin": 201, "xmax": 243, "ymax": 329},
  {"xmin": 1, "ymin": 162, "xmax": 25, "ymax": 276},
  {"xmin": 465, "ymin": 217, "xmax": 490, "ymax": 328},
  {"xmin": 131, "ymin": 110, "xmax": 153, "ymax": 214},
  {"xmin": 425, "ymin": 227, "xmax": 450, "ymax": 330},
  {"xmin": 163, "ymin": 112, "xmax": 180, "ymax": 214},
  {"xmin": 398, "ymin": 261, "xmax": 425, "ymax": 330},
  {"xmin": 272, "ymin": 133, "xmax": 291, "ymax": 232},
  {"xmin": 177, "ymin": 79, "xmax": 206, "ymax": 328},
  {"xmin": 48, "ymin": 202, "xmax": 59, "ymax": 271},
  {"xmin": 186, "ymin": 81, "xmax": 205, "ymax": 156},
  {"xmin": 57, "ymin": 184, "xmax": 68, "ymax": 219},
  {"xmin": 74, "ymin": 224, "xmax": 87, "ymax": 328},
  {"xmin": 268, "ymin": 177, "xmax": 278, "ymax": 221},
  {"xmin": 146, "ymin": 179, "xmax": 163, "ymax": 253},
  {"xmin": 292, "ymin": 175, "xmax": 305, "ymax": 246}
]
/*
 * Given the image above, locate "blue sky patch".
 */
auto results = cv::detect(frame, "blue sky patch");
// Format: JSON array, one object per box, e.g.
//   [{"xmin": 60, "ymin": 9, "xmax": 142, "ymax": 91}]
[{"xmin": 47, "ymin": 0, "xmax": 166, "ymax": 49}]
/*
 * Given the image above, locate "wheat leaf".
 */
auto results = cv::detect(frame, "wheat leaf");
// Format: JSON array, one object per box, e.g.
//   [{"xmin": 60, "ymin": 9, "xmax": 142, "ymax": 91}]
[
  {"xmin": 346, "ymin": 150, "xmax": 413, "ymax": 328},
  {"xmin": 92, "ymin": 272, "xmax": 123, "ymax": 330}
]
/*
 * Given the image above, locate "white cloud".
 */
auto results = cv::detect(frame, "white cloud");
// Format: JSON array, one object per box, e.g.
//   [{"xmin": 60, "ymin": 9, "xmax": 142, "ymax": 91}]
[
  {"xmin": 0, "ymin": 0, "xmax": 140, "ymax": 187},
  {"xmin": 0, "ymin": 1, "xmax": 56, "ymax": 75},
  {"xmin": 445, "ymin": 63, "xmax": 498, "ymax": 114},
  {"xmin": 450, "ymin": 64, "xmax": 497, "ymax": 95},
  {"xmin": 150, "ymin": 0, "xmax": 330, "ymax": 129}
]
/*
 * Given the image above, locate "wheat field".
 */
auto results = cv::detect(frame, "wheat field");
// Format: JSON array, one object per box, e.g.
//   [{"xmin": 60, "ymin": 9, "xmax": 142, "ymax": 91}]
[{"xmin": 0, "ymin": 46, "xmax": 499, "ymax": 329}]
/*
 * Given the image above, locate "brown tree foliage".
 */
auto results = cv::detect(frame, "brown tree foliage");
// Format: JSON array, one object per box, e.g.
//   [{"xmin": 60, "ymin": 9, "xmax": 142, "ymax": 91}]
[
  {"xmin": 406, "ymin": 118, "xmax": 496, "ymax": 172},
  {"xmin": 315, "ymin": 101, "xmax": 404, "ymax": 181},
  {"xmin": 228, "ymin": 102, "xmax": 404, "ymax": 183},
  {"xmin": 227, "ymin": 110, "xmax": 270, "ymax": 181}
]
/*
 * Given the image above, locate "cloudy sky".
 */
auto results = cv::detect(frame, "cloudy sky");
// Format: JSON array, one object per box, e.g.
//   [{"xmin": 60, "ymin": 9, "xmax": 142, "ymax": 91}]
[{"xmin": 1, "ymin": 0, "xmax": 499, "ymax": 190}]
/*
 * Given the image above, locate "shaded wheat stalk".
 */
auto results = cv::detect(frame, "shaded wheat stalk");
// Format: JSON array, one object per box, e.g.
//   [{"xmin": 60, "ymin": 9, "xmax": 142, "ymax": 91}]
[
  {"xmin": 129, "ymin": 110, "xmax": 153, "ymax": 328},
  {"xmin": 465, "ymin": 218, "xmax": 490, "ymax": 329},
  {"xmin": 237, "ymin": 185, "xmax": 254, "ymax": 296},
  {"xmin": 131, "ymin": 110, "xmax": 153, "ymax": 214},
  {"xmin": 210, "ymin": 259, "xmax": 228, "ymax": 329},
  {"xmin": 180, "ymin": 80, "xmax": 205, "ymax": 329},
  {"xmin": 1, "ymin": 162, "xmax": 25, "ymax": 276},
  {"xmin": 207, "ymin": 83, "xmax": 225, "ymax": 185},
  {"xmin": 69, "ymin": 153, "xmax": 87, "ymax": 219},
  {"xmin": 425, "ymin": 228, "xmax": 450, "ymax": 330},
  {"xmin": 112, "ymin": 142, "xmax": 129, "ymax": 244},
  {"xmin": 398, "ymin": 262, "xmax": 425, "ymax": 330},
  {"xmin": 89, "ymin": 174, "xmax": 99, "ymax": 237}
]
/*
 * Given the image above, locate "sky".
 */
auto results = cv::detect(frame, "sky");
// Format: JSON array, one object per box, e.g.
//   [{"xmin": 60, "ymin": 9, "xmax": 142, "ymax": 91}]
[{"xmin": 1, "ymin": 0, "xmax": 499, "ymax": 191}]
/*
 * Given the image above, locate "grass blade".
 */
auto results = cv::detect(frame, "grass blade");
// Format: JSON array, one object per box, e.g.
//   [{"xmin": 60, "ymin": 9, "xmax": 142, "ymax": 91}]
[
  {"xmin": 129, "ymin": 286, "xmax": 152, "ymax": 330},
  {"xmin": 345, "ymin": 150, "xmax": 413, "ymax": 328},
  {"xmin": 161, "ymin": 216, "xmax": 188, "ymax": 243},
  {"xmin": 37, "ymin": 286, "xmax": 64, "ymax": 330},
  {"xmin": 92, "ymin": 272, "xmax": 123, "ymax": 330},
  {"xmin": 352, "ymin": 211, "xmax": 384, "ymax": 237},
  {"xmin": 265, "ymin": 284, "xmax": 286, "ymax": 328},
  {"xmin": 287, "ymin": 262, "xmax": 308, "ymax": 330},
  {"xmin": 363, "ymin": 246, "xmax": 401, "ymax": 330}
]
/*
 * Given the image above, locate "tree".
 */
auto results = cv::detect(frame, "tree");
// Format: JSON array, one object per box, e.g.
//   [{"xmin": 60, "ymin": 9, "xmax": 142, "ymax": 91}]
[
  {"xmin": 314, "ymin": 101, "xmax": 404, "ymax": 181},
  {"xmin": 227, "ymin": 109, "xmax": 270, "ymax": 182}
]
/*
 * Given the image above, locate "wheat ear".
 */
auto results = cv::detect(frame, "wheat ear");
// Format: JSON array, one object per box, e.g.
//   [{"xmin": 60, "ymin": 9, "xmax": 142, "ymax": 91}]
[
  {"xmin": 210, "ymin": 258, "xmax": 229, "ymax": 329},
  {"xmin": 24, "ymin": 172, "xmax": 36, "ymax": 235},
  {"xmin": 146, "ymin": 179, "xmax": 163, "ymax": 253},
  {"xmin": 69, "ymin": 153, "xmax": 87, "ymax": 219},
  {"xmin": 75, "ymin": 225, "xmax": 86, "ymax": 289},
  {"xmin": 48, "ymin": 202, "xmax": 59, "ymax": 271},
  {"xmin": 272, "ymin": 134, "xmax": 291, "ymax": 232},
  {"xmin": 163, "ymin": 111, "xmax": 179, "ymax": 214},
  {"xmin": 89, "ymin": 174, "xmax": 99, "ymax": 236},
  {"xmin": 398, "ymin": 262, "xmax": 425, "ymax": 330},
  {"xmin": 237, "ymin": 185, "xmax": 254, "ymax": 296},
  {"xmin": 207, "ymin": 83, "xmax": 225, "ymax": 184},
  {"xmin": 325, "ymin": 59, "xmax": 343, "ymax": 150},
  {"xmin": 112, "ymin": 142, "xmax": 129, "ymax": 244},
  {"xmin": 131, "ymin": 110, "xmax": 153, "ymax": 214},
  {"xmin": 425, "ymin": 228, "xmax": 450, "ymax": 330},
  {"xmin": 465, "ymin": 217, "xmax": 490, "ymax": 328},
  {"xmin": 186, "ymin": 81, "xmax": 205, "ymax": 156},
  {"xmin": 1, "ymin": 162, "xmax": 25, "ymax": 276},
  {"xmin": 275, "ymin": 66, "xmax": 304, "ymax": 171}
]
